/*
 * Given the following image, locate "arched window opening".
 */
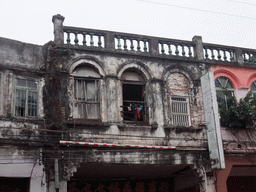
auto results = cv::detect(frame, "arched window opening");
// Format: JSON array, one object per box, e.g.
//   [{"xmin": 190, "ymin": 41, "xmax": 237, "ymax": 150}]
[
  {"xmin": 121, "ymin": 70, "xmax": 147, "ymax": 123},
  {"xmin": 72, "ymin": 66, "xmax": 101, "ymax": 119},
  {"xmin": 251, "ymin": 81, "xmax": 256, "ymax": 93},
  {"xmin": 166, "ymin": 73, "xmax": 191, "ymax": 126},
  {"xmin": 215, "ymin": 76, "xmax": 234, "ymax": 110}
]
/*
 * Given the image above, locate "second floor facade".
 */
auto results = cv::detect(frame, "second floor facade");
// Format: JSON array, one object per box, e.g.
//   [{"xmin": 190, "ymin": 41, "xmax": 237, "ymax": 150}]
[{"xmin": 0, "ymin": 14, "xmax": 255, "ymax": 151}]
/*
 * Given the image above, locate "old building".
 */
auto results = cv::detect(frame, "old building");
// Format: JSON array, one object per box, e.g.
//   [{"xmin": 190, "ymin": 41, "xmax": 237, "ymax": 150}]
[
  {"xmin": 210, "ymin": 60, "xmax": 256, "ymax": 191},
  {"xmin": 0, "ymin": 14, "xmax": 255, "ymax": 192}
]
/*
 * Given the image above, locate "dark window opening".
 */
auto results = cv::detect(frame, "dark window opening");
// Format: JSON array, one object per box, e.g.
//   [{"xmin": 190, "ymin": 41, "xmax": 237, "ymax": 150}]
[
  {"xmin": 122, "ymin": 83, "xmax": 147, "ymax": 123},
  {"xmin": 227, "ymin": 176, "xmax": 256, "ymax": 192},
  {"xmin": 0, "ymin": 177, "xmax": 30, "ymax": 192}
]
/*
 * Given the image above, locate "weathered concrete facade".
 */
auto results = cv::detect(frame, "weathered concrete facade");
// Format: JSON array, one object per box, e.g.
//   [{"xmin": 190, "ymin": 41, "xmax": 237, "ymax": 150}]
[
  {"xmin": 0, "ymin": 14, "xmax": 255, "ymax": 192},
  {"xmin": 0, "ymin": 37, "xmax": 46, "ymax": 191}
]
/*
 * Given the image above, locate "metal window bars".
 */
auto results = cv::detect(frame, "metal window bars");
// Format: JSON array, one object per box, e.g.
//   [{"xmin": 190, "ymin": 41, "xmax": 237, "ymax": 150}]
[
  {"xmin": 171, "ymin": 97, "xmax": 190, "ymax": 126},
  {"xmin": 121, "ymin": 100, "xmax": 148, "ymax": 123}
]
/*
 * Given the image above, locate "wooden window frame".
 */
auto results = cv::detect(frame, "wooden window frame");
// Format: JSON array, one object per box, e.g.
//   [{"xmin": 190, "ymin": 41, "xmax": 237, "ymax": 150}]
[
  {"xmin": 73, "ymin": 77, "xmax": 100, "ymax": 119},
  {"xmin": 14, "ymin": 77, "xmax": 38, "ymax": 117}
]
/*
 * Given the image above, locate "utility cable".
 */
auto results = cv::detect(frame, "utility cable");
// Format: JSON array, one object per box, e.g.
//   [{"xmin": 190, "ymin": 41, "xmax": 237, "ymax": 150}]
[
  {"xmin": 226, "ymin": 0, "xmax": 256, "ymax": 6},
  {"xmin": 136, "ymin": 0, "xmax": 256, "ymax": 20}
]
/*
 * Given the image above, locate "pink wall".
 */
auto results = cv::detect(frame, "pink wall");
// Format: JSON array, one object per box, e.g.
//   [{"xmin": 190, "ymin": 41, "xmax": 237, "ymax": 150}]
[
  {"xmin": 216, "ymin": 156, "xmax": 256, "ymax": 192},
  {"xmin": 211, "ymin": 64, "xmax": 256, "ymax": 100},
  {"xmin": 211, "ymin": 64, "xmax": 256, "ymax": 90}
]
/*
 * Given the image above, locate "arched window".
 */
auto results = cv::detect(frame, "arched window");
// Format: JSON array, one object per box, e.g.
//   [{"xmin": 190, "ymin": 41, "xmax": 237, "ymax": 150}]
[
  {"xmin": 215, "ymin": 76, "xmax": 234, "ymax": 109},
  {"xmin": 251, "ymin": 81, "xmax": 256, "ymax": 93},
  {"xmin": 72, "ymin": 66, "xmax": 101, "ymax": 119},
  {"xmin": 121, "ymin": 70, "xmax": 147, "ymax": 123},
  {"xmin": 166, "ymin": 73, "xmax": 191, "ymax": 126}
]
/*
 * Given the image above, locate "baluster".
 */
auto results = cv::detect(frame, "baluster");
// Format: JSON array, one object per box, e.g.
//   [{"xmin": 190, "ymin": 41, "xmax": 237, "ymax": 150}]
[
  {"xmin": 230, "ymin": 51, "xmax": 234, "ymax": 61},
  {"xmin": 248, "ymin": 53, "xmax": 252, "ymax": 62},
  {"xmin": 123, "ymin": 37, "xmax": 128, "ymax": 50},
  {"xmin": 98, "ymin": 35, "xmax": 102, "ymax": 47},
  {"xmin": 74, "ymin": 32, "xmax": 79, "ymax": 45},
  {"xmin": 205, "ymin": 48, "xmax": 209, "ymax": 59},
  {"xmin": 66, "ymin": 31, "xmax": 71, "ymax": 45},
  {"xmin": 223, "ymin": 50, "xmax": 227, "ymax": 61},
  {"xmin": 249, "ymin": 53, "xmax": 253, "ymax": 63},
  {"xmin": 175, "ymin": 44, "xmax": 179, "ymax": 56},
  {"xmin": 90, "ymin": 33, "xmax": 94, "ymax": 46},
  {"xmin": 82, "ymin": 32, "xmax": 87, "ymax": 46},
  {"xmin": 188, "ymin": 46, "xmax": 192, "ymax": 57},
  {"xmin": 117, "ymin": 36, "xmax": 121, "ymax": 49},
  {"xmin": 243, "ymin": 53, "xmax": 247, "ymax": 62},
  {"xmin": 137, "ymin": 40, "xmax": 141, "ymax": 51},
  {"xmin": 182, "ymin": 45, "xmax": 185, "ymax": 57},
  {"xmin": 211, "ymin": 49, "xmax": 215, "ymax": 60},
  {"xmin": 143, "ymin": 40, "xmax": 147, "ymax": 52},
  {"xmin": 168, "ymin": 44, "xmax": 172, "ymax": 55},
  {"xmin": 161, "ymin": 43, "xmax": 165, "ymax": 54},
  {"xmin": 130, "ymin": 39, "xmax": 134, "ymax": 51},
  {"xmin": 217, "ymin": 50, "xmax": 221, "ymax": 60},
  {"xmin": 247, "ymin": 53, "xmax": 250, "ymax": 62}
]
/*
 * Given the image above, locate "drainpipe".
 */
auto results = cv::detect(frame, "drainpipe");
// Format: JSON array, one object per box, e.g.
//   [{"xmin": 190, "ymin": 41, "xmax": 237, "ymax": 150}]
[{"xmin": 54, "ymin": 158, "xmax": 60, "ymax": 192}]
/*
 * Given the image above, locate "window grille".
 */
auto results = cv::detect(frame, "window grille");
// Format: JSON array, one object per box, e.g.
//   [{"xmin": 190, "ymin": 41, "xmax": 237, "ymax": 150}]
[
  {"xmin": 15, "ymin": 78, "xmax": 38, "ymax": 117},
  {"xmin": 74, "ymin": 78, "xmax": 100, "ymax": 119},
  {"xmin": 171, "ymin": 97, "xmax": 190, "ymax": 126}
]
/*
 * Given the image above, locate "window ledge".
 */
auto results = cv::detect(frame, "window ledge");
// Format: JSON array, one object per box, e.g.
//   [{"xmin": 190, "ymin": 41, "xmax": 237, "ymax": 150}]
[
  {"xmin": 66, "ymin": 119, "xmax": 110, "ymax": 127},
  {"xmin": 0, "ymin": 116, "xmax": 44, "ymax": 123},
  {"xmin": 164, "ymin": 125, "xmax": 203, "ymax": 133},
  {"xmin": 118, "ymin": 122, "xmax": 154, "ymax": 129}
]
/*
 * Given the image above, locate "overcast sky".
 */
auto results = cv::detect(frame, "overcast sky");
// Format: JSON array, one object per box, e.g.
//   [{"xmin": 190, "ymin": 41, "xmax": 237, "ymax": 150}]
[{"xmin": 0, "ymin": 0, "xmax": 255, "ymax": 49}]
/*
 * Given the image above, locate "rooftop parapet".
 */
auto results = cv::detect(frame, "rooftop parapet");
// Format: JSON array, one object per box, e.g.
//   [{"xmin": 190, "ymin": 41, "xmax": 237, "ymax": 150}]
[{"xmin": 52, "ymin": 14, "xmax": 256, "ymax": 65}]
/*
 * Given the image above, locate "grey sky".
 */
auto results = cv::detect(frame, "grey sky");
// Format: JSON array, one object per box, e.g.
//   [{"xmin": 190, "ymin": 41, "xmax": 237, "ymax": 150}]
[{"xmin": 0, "ymin": 0, "xmax": 255, "ymax": 49}]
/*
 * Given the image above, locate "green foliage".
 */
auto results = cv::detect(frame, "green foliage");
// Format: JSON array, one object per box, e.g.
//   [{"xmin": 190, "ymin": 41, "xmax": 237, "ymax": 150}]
[{"xmin": 219, "ymin": 90, "xmax": 256, "ymax": 129}]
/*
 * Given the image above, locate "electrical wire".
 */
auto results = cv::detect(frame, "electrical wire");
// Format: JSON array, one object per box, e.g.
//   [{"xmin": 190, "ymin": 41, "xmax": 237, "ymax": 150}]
[
  {"xmin": 136, "ymin": 0, "xmax": 256, "ymax": 20},
  {"xmin": 226, "ymin": 0, "xmax": 256, "ymax": 6}
]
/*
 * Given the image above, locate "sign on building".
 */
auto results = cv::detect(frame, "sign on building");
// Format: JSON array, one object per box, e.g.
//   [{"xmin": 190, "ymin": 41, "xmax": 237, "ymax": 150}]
[{"xmin": 201, "ymin": 71, "xmax": 225, "ymax": 170}]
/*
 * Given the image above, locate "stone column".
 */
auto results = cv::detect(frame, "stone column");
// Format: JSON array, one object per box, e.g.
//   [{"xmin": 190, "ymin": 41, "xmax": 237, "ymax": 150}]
[
  {"xmin": 105, "ymin": 76, "xmax": 119, "ymax": 123},
  {"xmin": 52, "ymin": 14, "xmax": 65, "ymax": 46},
  {"xmin": 150, "ymin": 80, "xmax": 164, "ymax": 135},
  {"xmin": 234, "ymin": 48, "xmax": 244, "ymax": 65},
  {"xmin": 149, "ymin": 37, "xmax": 159, "ymax": 55},
  {"xmin": 105, "ymin": 32, "xmax": 115, "ymax": 51},
  {"xmin": 3, "ymin": 70, "xmax": 13, "ymax": 116},
  {"xmin": 192, "ymin": 36, "xmax": 204, "ymax": 60}
]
